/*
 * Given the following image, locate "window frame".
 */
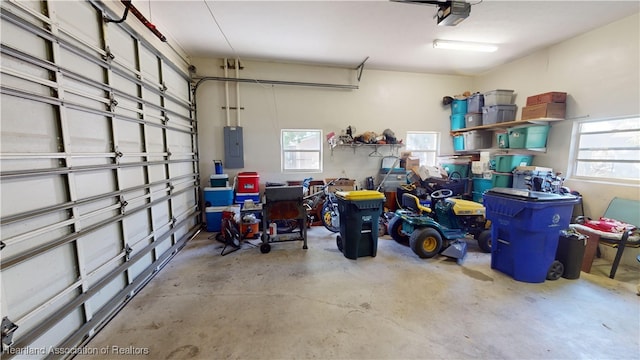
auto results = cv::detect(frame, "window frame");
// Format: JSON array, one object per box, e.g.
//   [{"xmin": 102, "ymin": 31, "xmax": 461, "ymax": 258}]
[
  {"xmin": 280, "ymin": 129, "xmax": 323, "ymax": 173},
  {"xmin": 569, "ymin": 115, "xmax": 640, "ymax": 185},
  {"xmin": 405, "ymin": 131, "xmax": 440, "ymax": 167}
]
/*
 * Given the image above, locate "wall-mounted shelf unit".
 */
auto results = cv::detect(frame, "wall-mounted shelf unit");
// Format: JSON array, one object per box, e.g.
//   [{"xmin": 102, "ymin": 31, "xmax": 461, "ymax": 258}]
[
  {"xmin": 450, "ymin": 118, "xmax": 565, "ymax": 134},
  {"xmin": 330, "ymin": 143, "xmax": 405, "ymax": 157}
]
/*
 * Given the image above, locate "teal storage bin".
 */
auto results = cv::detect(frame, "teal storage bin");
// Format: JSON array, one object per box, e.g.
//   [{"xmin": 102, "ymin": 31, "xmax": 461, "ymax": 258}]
[
  {"xmin": 491, "ymin": 172, "xmax": 513, "ymax": 188},
  {"xmin": 450, "ymin": 114, "xmax": 465, "ymax": 130},
  {"xmin": 497, "ymin": 133, "xmax": 509, "ymax": 149},
  {"xmin": 508, "ymin": 125, "xmax": 550, "ymax": 149},
  {"xmin": 493, "ymin": 155, "xmax": 533, "ymax": 173},
  {"xmin": 451, "ymin": 99, "xmax": 468, "ymax": 115},
  {"xmin": 453, "ymin": 135, "xmax": 465, "ymax": 151},
  {"xmin": 473, "ymin": 177, "xmax": 493, "ymax": 193},
  {"xmin": 442, "ymin": 163, "xmax": 470, "ymax": 178}
]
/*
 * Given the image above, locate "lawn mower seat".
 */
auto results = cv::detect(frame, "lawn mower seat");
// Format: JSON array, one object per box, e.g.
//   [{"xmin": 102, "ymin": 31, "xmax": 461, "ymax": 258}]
[{"xmin": 402, "ymin": 193, "xmax": 432, "ymax": 215}]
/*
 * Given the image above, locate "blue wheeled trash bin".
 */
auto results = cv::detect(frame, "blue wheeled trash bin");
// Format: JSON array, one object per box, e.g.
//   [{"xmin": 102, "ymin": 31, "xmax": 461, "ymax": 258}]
[
  {"xmin": 335, "ymin": 190, "xmax": 385, "ymax": 260},
  {"xmin": 483, "ymin": 188, "xmax": 579, "ymax": 283}
]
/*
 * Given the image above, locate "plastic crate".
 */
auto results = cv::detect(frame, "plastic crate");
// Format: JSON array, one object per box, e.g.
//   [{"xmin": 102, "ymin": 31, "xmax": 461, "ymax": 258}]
[
  {"xmin": 483, "ymin": 189, "xmax": 579, "ymax": 283},
  {"xmin": 451, "ymin": 99, "xmax": 468, "ymax": 115},
  {"xmin": 508, "ymin": 125, "xmax": 550, "ymax": 149},
  {"xmin": 453, "ymin": 135, "xmax": 465, "ymax": 151},
  {"xmin": 467, "ymin": 93, "xmax": 484, "ymax": 113},
  {"xmin": 450, "ymin": 114, "xmax": 465, "ymax": 130},
  {"xmin": 441, "ymin": 163, "xmax": 470, "ymax": 178},
  {"xmin": 484, "ymin": 89, "xmax": 515, "ymax": 106},
  {"xmin": 465, "ymin": 113, "xmax": 483, "ymax": 128},
  {"xmin": 496, "ymin": 133, "xmax": 509, "ymax": 149},
  {"xmin": 493, "ymin": 155, "xmax": 533, "ymax": 173},
  {"xmin": 491, "ymin": 172, "xmax": 513, "ymax": 188},
  {"xmin": 473, "ymin": 177, "xmax": 492, "ymax": 193},
  {"xmin": 463, "ymin": 130, "xmax": 493, "ymax": 150},
  {"xmin": 482, "ymin": 105, "xmax": 517, "ymax": 124}
]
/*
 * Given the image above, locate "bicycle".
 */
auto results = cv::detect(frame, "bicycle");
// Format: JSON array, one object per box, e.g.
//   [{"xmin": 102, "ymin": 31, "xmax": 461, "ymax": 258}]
[{"xmin": 302, "ymin": 177, "xmax": 351, "ymax": 233}]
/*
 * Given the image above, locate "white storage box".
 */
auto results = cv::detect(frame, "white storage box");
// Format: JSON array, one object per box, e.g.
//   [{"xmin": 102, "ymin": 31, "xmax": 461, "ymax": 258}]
[
  {"xmin": 484, "ymin": 89, "xmax": 515, "ymax": 106},
  {"xmin": 463, "ymin": 130, "xmax": 493, "ymax": 150}
]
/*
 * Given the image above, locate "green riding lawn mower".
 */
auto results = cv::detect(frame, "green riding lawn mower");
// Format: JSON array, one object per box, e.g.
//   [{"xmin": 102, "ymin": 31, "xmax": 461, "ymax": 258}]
[{"xmin": 388, "ymin": 189, "xmax": 492, "ymax": 263}]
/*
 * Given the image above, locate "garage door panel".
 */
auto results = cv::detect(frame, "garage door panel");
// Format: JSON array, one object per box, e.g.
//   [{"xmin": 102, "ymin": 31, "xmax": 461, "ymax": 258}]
[
  {"xmin": 119, "ymin": 166, "xmax": 147, "ymax": 190},
  {"xmin": 0, "ymin": 16, "xmax": 49, "ymax": 59},
  {"xmin": 123, "ymin": 211, "xmax": 151, "ymax": 242},
  {"xmin": 111, "ymin": 72, "xmax": 140, "ymax": 95},
  {"xmin": 114, "ymin": 97, "xmax": 143, "ymax": 124},
  {"xmin": 0, "ymin": 0, "xmax": 198, "ymax": 351},
  {"xmin": 74, "ymin": 169, "xmax": 116, "ymax": 199},
  {"xmin": 163, "ymin": 63, "xmax": 189, "ymax": 98},
  {"xmin": 66, "ymin": 109, "xmax": 111, "ymax": 153},
  {"xmin": 169, "ymin": 160, "xmax": 196, "ymax": 178},
  {"xmin": 87, "ymin": 275, "xmax": 127, "ymax": 314},
  {"xmin": 1, "ymin": 213, "xmax": 70, "ymax": 259},
  {"xmin": 154, "ymin": 237, "xmax": 172, "ymax": 258},
  {"xmin": 147, "ymin": 162, "xmax": 167, "ymax": 182},
  {"xmin": 107, "ymin": 25, "xmax": 137, "ymax": 70},
  {"xmin": 59, "ymin": 47, "xmax": 104, "ymax": 83},
  {"xmin": 2, "ymin": 244, "xmax": 77, "ymax": 322},
  {"xmin": 115, "ymin": 121, "xmax": 143, "ymax": 152},
  {"xmin": 54, "ymin": 0, "xmax": 103, "ymax": 52},
  {"xmin": 80, "ymin": 223, "xmax": 123, "ymax": 274},
  {"xmin": 1, "ymin": 96, "xmax": 59, "ymax": 153},
  {"xmin": 1, "ymin": 57, "xmax": 54, "ymax": 96},
  {"xmin": 139, "ymin": 46, "xmax": 160, "ymax": 85},
  {"xmin": 1, "ymin": 176, "xmax": 68, "ymax": 217},
  {"xmin": 77, "ymin": 199, "xmax": 119, "ymax": 229},
  {"xmin": 127, "ymin": 252, "xmax": 153, "ymax": 282}
]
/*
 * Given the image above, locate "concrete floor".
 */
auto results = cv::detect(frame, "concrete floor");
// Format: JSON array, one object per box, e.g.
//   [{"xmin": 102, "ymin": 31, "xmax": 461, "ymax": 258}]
[{"xmin": 80, "ymin": 227, "xmax": 639, "ymax": 360}]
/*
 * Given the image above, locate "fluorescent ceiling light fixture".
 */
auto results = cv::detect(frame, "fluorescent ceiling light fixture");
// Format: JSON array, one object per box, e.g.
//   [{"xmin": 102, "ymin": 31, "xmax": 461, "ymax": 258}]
[{"xmin": 433, "ymin": 40, "xmax": 498, "ymax": 52}]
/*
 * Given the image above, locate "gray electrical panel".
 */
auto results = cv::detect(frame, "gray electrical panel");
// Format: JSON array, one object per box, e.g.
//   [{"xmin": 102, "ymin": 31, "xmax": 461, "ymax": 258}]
[{"xmin": 224, "ymin": 126, "xmax": 244, "ymax": 168}]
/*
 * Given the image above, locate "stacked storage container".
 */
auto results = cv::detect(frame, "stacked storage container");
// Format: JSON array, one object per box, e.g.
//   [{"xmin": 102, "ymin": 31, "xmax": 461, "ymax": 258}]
[
  {"xmin": 490, "ymin": 154, "xmax": 534, "ymax": 188},
  {"xmin": 482, "ymin": 89, "xmax": 517, "ymax": 125},
  {"xmin": 465, "ymin": 92, "xmax": 484, "ymax": 128},
  {"xmin": 522, "ymin": 91, "xmax": 567, "ymax": 120},
  {"xmin": 450, "ymin": 98, "xmax": 466, "ymax": 152},
  {"xmin": 236, "ymin": 172, "xmax": 261, "ymax": 205}
]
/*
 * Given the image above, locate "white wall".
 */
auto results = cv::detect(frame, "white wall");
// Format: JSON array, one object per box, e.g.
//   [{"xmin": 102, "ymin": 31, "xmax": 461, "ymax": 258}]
[
  {"xmin": 473, "ymin": 13, "xmax": 640, "ymax": 218},
  {"xmin": 473, "ymin": 13, "xmax": 640, "ymax": 267},
  {"xmin": 193, "ymin": 59, "xmax": 472, "ymax": 189}
]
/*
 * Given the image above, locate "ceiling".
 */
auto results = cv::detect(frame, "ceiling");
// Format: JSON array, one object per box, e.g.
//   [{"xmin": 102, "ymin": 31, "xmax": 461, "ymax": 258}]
[{"xmin": 133, "ymin": 0, "xmax": 640, "ymax": 76}]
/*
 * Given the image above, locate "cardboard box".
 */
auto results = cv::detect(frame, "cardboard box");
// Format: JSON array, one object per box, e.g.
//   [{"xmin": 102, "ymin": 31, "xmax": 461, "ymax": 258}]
[
  {"xmin": 521, "ymin": 102, "xmax": 566, "ymax": 120},
  {"xmin": 404, "ymin": 156, "xmax": 420, "ymax": 170},
  {"xmin": 526, "ymin": 92, "xmax": 567, "ymax": 106},
  {"xmin": 325, "ymin": 178, "xmax": 356, "ymax": 193},
  {"xmin": 400, "ymin": 151, "xmax": 413, "ymax": 160}
]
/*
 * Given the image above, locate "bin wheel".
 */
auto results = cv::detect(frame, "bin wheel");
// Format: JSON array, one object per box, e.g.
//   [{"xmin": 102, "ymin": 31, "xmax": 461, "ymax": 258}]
[
  {"xmin": 547, "ymin": 260, "xmax": 564, "ymax": 280},
  {"xmin": 260, "ymin": 243, "xmax": 271, "ymax": 254},
  {"xmin": 336, "ymin": 235, "xmax": 343, "ymax": 252}
]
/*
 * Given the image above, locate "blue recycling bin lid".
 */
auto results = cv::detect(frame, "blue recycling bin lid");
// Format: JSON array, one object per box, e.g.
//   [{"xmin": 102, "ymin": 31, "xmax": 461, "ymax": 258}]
[{"xmin": 485, "ymin": 187, "xmax": 578, "ymax": 202}]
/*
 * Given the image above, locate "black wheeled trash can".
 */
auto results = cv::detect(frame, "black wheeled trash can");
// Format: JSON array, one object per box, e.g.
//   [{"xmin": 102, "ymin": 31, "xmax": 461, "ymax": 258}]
[
  {"xmin": 335, "ymin": 190, "xmax": 385, "ymax": 260},
  {"xmin": 556, "ymin": 229, "xmax": 587, "ymax": 279}
]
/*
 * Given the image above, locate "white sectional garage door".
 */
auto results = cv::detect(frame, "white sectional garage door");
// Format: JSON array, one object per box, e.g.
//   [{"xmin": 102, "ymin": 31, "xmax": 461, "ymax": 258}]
[{"xmin": 0, "ymin": 1, "xmax": 200, "ymax": 356}]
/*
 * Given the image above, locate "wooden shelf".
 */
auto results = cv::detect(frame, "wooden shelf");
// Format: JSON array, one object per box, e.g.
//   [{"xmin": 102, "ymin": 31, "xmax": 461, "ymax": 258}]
[{"xmin": 451, "ymin": 118, "xmax": 565, "ymax": 134}]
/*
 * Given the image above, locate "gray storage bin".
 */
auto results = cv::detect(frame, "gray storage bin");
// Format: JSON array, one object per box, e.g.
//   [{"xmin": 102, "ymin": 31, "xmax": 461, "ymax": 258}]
[
  {"xmin": 484, "ymin": 89, "xmax": 515, "ymax": 106},
  {"xmin": 463, "ymin": 130, "xmax": 493, "ymax": 150},
  {"xmin": 465, "ymin": 113, "xmax": 483, "ymax": 128},
  {"xmin": 482, "ymin": 105, "xmax": 517, "ymax": 124}
]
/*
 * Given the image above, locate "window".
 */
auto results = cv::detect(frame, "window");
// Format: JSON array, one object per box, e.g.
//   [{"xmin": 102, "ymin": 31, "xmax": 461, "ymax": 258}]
[
  {"xmin": 281, "ymin": 129, "xmax": 323, "ymax": 172},
  {"xmin": 571, "ymin": 116, "xmax": 640, "ymax": 183},
  {"xmin": 405, "ymin": 131, "xmax": 440, "ymax": 167}
]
